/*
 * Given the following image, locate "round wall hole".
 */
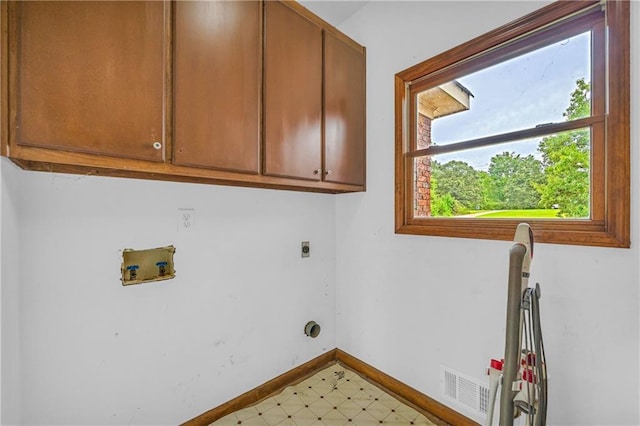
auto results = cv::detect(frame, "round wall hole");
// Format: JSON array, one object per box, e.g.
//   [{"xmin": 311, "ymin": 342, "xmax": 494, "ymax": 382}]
[{"xmin": 304, "ymin": 321, "xmax": 321, "ymax": 338}]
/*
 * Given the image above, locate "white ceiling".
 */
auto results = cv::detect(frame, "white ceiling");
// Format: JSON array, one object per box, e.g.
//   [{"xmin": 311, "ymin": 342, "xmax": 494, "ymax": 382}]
[{"xmin": 297, "ymin": 0, "xmax": 369, "ymax": 27}]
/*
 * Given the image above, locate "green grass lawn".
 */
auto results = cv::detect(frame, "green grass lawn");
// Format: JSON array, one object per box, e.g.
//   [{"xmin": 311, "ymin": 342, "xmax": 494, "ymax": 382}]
[{"xmin": 474, "ymin": 209, "xmax": 559, "ymax": 218}]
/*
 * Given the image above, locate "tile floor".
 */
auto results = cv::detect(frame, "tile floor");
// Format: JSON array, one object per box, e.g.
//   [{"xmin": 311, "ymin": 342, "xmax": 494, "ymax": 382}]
[{"xmin": 210, "ymin": 364, "xmax": 444, "ymax": 425}]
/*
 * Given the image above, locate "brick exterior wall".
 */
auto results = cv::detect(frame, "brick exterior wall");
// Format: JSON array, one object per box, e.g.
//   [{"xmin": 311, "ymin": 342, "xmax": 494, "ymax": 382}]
[{"xmin": 415, "ymin": 113, "xmax": 432, "ymax": 217}]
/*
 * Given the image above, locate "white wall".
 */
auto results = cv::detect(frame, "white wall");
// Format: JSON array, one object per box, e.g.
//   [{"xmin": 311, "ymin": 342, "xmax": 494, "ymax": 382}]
[
  {"xmin": 1, "ymin": 160, "xmax": 22, "ymax": 424},
  {"xmin": 1, "ymin": 158, "xmax": 337, "ymax": 425},
  {"xmin": 336, "ymin": 1, "xmax": 639, "ymax": 425}
]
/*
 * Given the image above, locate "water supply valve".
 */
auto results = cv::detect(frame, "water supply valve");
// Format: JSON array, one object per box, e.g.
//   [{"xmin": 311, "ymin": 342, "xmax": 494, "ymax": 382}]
[
  {"xmin": 126, "ymin": 265, "xmax": 139, "ymax": 281},
  {"xmin": 156, "ymin": 261, "xmax": 168, "ymax": 276}
]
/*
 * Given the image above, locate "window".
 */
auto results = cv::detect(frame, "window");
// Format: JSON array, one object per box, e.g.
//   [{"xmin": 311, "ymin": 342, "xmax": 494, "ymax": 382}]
[{"xmin": 394, "ymin": 0, "xmax": 630, "ymax": 247}]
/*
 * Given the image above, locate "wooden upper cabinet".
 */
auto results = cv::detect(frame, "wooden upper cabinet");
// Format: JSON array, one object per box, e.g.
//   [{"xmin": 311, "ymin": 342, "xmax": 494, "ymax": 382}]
[
  {"xmin": 324, "ymin": 31, "xmax": 366, "ymax": 186},
  {"xmin": 14, "ymin": 1, "xmax": 166, "ymax": 162},
  {"xmin": 2, "ymin": 0, "xmax": 365, "ymax": 193},
  {"xmin": 263, "ymin": 2, "xmax": 365, "ymax": 187},
  {"xmin": 263, "ymin": 1, "xmax": 323, "ymax": 181},
  {"xmin": 173, "ymin": 1, "xmax": 261, "ymax": 173}
]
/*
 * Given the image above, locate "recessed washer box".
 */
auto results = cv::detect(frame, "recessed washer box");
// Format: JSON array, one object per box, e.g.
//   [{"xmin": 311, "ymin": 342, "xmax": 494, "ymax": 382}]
[{"xmin": 121, "ymin": 245, "xmax": 176, "ymax": 286}]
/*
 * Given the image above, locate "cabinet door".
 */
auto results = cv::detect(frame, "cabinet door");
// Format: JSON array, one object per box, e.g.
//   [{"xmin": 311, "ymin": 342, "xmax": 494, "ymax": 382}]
[
  {"xmin": 324, "ymin": 32, "xmax": 366, "ymax": 186},
  {"xmin": 174, "ymin": 1, "xmax": 261, "ymax": 173},
  {"xmin": 16, "ymin": 2, "xmax": 165, "ymax": 161},
  {"xmin": 263, "ymin": 1, "xmax": 322, "ymax": 180}
]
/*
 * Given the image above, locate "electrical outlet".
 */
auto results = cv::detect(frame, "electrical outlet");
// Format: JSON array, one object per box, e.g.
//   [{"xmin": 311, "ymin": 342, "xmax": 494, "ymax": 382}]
[
  {"xmin": 301, "ymin": 241, "xmax": 310, "ymax": 258},
  {"xmin": 177, "ymin": 208, "xmax": 195, "ymax": 232}
]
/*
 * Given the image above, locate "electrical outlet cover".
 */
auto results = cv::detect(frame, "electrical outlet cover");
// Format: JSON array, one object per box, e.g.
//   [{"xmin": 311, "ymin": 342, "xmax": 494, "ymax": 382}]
[{"xmin": 177, "ymin": 208, "xmax": 195, "ymax": 232}]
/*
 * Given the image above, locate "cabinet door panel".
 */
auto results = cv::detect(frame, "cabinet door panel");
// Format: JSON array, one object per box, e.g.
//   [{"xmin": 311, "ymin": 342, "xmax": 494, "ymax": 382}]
[
  {"xmin": 16, "ymin": 1, "xmax": 165, "ymax": 161},
  {"xmin": 324, "ymin": 32, "xmax": 366, "ymax": 186},
  {"xmin": 264, "ymin": 1, "xmax": 322, "ymax": 180},
  {"xmin": 174, "ymin": 1, "xmax": 260, "ymax": 173}
]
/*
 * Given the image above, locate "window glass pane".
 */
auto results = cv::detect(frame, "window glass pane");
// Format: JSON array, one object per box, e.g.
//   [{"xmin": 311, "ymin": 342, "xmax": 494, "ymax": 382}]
[
  {"xmin": 416, "ymin": 31, "xmax": 591, "ymax": 148},
  {"xmin": 412, "ymin": 127, "xmax": 591, "ymax": 219}
]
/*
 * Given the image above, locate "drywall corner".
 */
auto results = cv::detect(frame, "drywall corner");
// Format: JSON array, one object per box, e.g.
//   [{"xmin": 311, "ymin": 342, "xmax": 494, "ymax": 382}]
[{"xmin": 1, "ymin": 158, "xmax": 22, "ymax": 424}]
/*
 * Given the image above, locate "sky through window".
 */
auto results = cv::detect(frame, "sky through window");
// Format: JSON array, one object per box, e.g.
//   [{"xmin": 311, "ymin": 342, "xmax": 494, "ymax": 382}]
[{"xmin": 430, "ymin": 31, "xmax": 591, "ymax": 171}]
